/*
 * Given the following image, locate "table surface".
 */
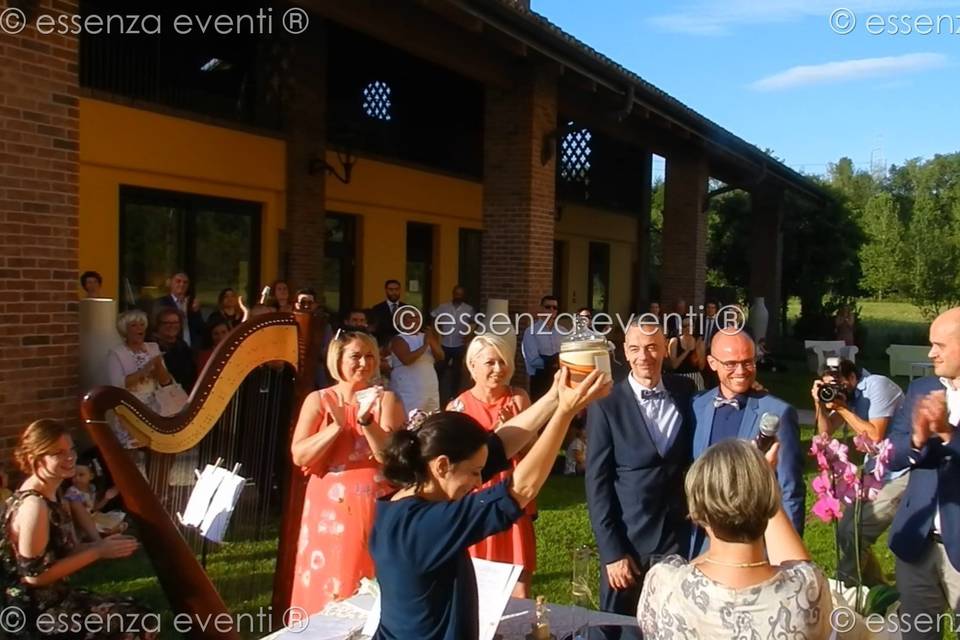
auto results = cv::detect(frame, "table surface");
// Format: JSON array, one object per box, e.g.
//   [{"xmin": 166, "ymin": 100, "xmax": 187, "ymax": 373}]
[{"xmin": 264, "ymin": 595, "xmax": 638, "ymax": 640}]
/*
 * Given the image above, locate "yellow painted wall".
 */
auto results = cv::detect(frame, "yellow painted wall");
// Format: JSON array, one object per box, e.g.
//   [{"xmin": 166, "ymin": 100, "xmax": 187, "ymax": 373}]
[
  {"xmin": 79, "ymin": 99, "xmax": 636, "ymax": 319},
  {"xmin": 325, "ymin": 155, "xmax": 482, "ymax": 308},
  {"xmin": 79, "ymin": 99, "xmax": 286, "ymax": 298},
  {"xmin": 556, "ymin": 203, "xmax": 638, "ymax": 318}
]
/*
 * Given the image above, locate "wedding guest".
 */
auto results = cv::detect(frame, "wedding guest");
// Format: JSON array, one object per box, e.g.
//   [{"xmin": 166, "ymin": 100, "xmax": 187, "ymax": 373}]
[
  {"xmin": 389, "ymin": 318, "xmax": 443, "ymax": 414},
  {"xmin": 432, "ymin": 285, "xmax": 475, "ymax": 405},
  {"xmin": 521, "ymin": 295, "xmax": 564, "ymax": 401},
  {"xmin": 152, "ymin": 271, "xmax": 204, "ymax": 349},
  {"xmin": 272, "ymin": 279, "xmax": 294, "ymax": 313},
  {"xmin": 666, "ymin": 317, "xmax": 706, "ymax": 390},
  {"xmin": 289, "ymin": 331, "xmax": 405, "ymax": 614},
  {"xmin": 637, "ymin": 439, "xmax": 831, "ymax": 637},
  {"xmin": 448, "ymin": 334, "xmax": 534, "ymax": 597},
  {"xmin": 153, "ymin": 307, "xmax": 197, "ymax": 391},
  {"xmin": 370, "ymin": 280, "xmax": 404, "ymax": 346},
  {"xmin": 205, "ymin": 288, "xmax": 242, "ymax": 339},
  {"xmin": 1, "ymin": 420, "xmax": 155, "ymax": 639},
  {"xmin": 80, "ymin": 271, "xmax": 102, "ymax": 298},
  {"xmin": 106, "ymin": 310, "xmax": 172, "ymax": 457}
]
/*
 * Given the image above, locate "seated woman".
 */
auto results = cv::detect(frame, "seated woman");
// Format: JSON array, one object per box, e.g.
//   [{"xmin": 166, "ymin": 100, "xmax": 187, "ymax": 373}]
[
  {"xmin": 1, "ymin": 420, "xmax": 155, "ymax": 639},
  {"xmin": 370, "ymin": 368, "xmax": 611, "ymax": 640},
  {"xmin": 637, "ymin": 439, "xmax": 831, "ymax": 638}
]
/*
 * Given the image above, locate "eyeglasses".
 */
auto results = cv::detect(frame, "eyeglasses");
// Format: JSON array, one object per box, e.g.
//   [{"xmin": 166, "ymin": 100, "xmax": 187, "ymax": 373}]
[{"xmin": 713, "ymin": 359, "xmax": 756, "ymax": 372}]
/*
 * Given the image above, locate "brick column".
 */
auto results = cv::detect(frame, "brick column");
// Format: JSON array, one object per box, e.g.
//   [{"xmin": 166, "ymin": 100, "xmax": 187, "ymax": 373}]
[
  {"xmin": 284, "ymin": 27, "xmax": 326, "ymax": 291},
  {"xmin": 749, "ymin": 184, "xmax": 785, "ymax": 345},
  {"xmin": 661, "ymin": 151, "xmax": 708, "ymax": 309},
  {"xmin": 481, "ymin": 68, "xmax": 557, "ymax": 384},
  {"xmin": 0, "ymin": 1, "xmax": 80, "ymax": 451}
]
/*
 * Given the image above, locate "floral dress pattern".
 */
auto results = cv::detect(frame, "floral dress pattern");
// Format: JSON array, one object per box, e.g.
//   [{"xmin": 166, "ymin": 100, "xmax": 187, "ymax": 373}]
[
  {"xmin": 290, "ymin": 388, "xmax": 391, "ymax": 615},
  {"xmin": 1, "ymin": 490, "xmax": 157, "ymax": 639},
  {"xmin": 637, "ymin": 554, "xmax": 832, "ymax": 639}
]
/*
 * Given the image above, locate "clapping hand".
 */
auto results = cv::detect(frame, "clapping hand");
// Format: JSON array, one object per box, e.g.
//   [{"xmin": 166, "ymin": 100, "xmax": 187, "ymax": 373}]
[
  {"xmin": 356, "ymin": 386, "xmax": 383, "ymax": 424},
  {"xmin": 96, "ymin": 534, "xmax": 139, "ymax": 560},
  {"xmin": 913, "ymin": 391, "xmax": 951, "ymax": 448},
  {"xmin": 323, "ymin": 392, "xmax": 349, "ymax": 430}
]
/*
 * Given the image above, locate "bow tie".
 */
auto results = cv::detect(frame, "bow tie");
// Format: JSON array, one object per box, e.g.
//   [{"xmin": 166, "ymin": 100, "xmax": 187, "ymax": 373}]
[
  {"xmin": 640, "ymin": 390, "xmax": 664, "ymax": 401},
  {"xmin": 713, "ymin": 396, "xmax": 741, "ymax": 409}
]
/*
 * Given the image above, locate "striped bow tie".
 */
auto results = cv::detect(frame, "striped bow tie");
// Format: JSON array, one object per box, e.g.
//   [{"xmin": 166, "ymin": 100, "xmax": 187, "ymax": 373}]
[
  {"xmin": 641, "ymin": 390, "xmax": 664, "ymax": 401},
  {"xmin": 713, "ymin": 396, "xmax": 740, "ymax": 409}
]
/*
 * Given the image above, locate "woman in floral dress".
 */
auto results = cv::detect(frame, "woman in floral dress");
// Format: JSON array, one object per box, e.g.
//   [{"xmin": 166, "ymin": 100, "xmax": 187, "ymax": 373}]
[
  {"xmin": 1, "ymin": 419, "xmax": 155, "ymax": 639},
  {"xmin": 289, "ymin": 331, "xmax": 404, "ymax": 614}
]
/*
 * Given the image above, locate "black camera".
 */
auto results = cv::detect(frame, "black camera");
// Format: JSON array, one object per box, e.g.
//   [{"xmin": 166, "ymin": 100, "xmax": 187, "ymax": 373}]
[{"xmin": 817, "ymin": 357, "xmax": 846, "ymax": 403}]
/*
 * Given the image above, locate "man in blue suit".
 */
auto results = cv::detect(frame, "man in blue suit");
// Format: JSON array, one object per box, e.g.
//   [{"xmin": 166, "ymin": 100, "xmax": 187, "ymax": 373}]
[
  {"xmin": 585, "ymin": 319, "xmax": 697, "ymax": 638},
  {"xmin": 691, "ymin": 330, "xmax": 804, "ymax": 555},
  {"xmin": 887, "ymin": 308, "xmax": 960, "ymax": 640}
]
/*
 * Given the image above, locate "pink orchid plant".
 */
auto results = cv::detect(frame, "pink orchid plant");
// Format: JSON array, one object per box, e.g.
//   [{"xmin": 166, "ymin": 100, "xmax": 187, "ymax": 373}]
[{"xmin": 809, "ymin": 432, "xmax": 894, "ymax": 612}]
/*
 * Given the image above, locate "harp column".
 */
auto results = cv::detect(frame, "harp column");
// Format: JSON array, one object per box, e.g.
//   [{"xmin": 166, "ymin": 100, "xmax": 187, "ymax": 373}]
[{"xmin": 284, "ymin": 21, "xmax": 327, "ymax": 292}]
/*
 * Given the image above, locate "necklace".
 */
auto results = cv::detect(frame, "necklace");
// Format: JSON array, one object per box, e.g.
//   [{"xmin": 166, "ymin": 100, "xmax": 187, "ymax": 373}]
[{"xmin": 700, "ymin": 556, "xmax": 769, "ymax": 568}]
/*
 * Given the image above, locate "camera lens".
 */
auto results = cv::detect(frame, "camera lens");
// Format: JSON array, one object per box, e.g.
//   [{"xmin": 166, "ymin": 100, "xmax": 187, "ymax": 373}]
[{"xmin": 818, "ymin": 385, "xmax": 838, "ymax": 403}]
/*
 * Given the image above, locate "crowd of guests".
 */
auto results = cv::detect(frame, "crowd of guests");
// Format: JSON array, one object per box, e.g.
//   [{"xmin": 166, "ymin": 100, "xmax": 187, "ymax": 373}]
[{"xmin": 0, "ymin": 270, "xmax": 951, "ymax": 639}]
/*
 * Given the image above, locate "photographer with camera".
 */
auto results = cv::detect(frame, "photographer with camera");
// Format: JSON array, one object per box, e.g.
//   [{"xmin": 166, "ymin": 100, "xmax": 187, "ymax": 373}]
[{"xmin": 812, "ymin": 357, "xmax": 906, "ymax": 587}]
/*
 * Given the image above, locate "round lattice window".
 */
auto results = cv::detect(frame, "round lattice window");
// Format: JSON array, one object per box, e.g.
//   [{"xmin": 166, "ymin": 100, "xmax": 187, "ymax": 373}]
[
  {"xmin": 560, "ymin": 126, "xmax": 592, "ymax": 184},
  {"xmin": 362, "ymin": 80, "xmax": 392, "ymax": 121}
]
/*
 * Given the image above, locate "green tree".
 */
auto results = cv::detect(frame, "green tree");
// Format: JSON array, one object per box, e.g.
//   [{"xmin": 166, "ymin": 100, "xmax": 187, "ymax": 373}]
[
  {"xmin": 827, "ymin": 157, "xmax": 878, "ymax": 218},
  {"xmin": 859, "ymin": 193, "xmax": 904, "ymax": 299},
  {"xmin": 904, "ymin": 194, "xmax": 960, "ymax": 318}
]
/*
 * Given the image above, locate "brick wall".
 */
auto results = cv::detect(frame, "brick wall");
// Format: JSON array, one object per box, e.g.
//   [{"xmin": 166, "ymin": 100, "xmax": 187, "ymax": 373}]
[
  {"xmin": 0, "ymin": 1, "xmax": 81, "ymax": 454},
  {"xmin": 661, "ymin": 151, "xmax": 708, "ymax": 309},
  {"xmin": 481, "ymin": 68, "xmax": 557, "ymax": 386},
  {"xmin": 284, "ymin": 30, "xmax": 326, "ymax": 291}
]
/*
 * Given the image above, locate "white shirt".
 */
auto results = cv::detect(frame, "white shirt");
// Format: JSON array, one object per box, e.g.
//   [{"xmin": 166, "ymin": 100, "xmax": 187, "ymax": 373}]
[
  {"xmin": 431, "ymin": 302, "xmax": 474, "ymax": 349},
  {"xmin": 627, "ymin": 374, "xmax": 681, "ymax": 455},
  {"xmin": 933, "ymin": 377, "xmax": 960, "ymax": 534},
  {"xmin": 521, "ymin": 318, "xmax": 564, "ymax": 376}
]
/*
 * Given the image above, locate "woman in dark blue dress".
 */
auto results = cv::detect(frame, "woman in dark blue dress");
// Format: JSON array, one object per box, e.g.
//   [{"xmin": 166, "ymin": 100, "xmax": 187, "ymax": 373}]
[{"xmin": 370, "ymin": 368, "xmax": 611, "ymax": 640}]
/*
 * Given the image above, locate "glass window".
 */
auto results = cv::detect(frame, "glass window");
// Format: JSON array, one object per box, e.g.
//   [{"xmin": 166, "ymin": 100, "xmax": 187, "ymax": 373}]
[
  {"xmin": 458, "ymin": 229, "xmax": 482, "ymax": 309},
  {"xmin": 587, "ymin": 242, "xmax": 610, "ymax": 313},
  {"xmin": 324, "ymin": 213, "xmax": 357, "ymax": 316},
  {"xmin": 119, "ymin": 187, "xmax": 260, "ymax": 316},
  {"xmin": 406, "ymin": 223, "xmax": 434, "ymax": 312}
]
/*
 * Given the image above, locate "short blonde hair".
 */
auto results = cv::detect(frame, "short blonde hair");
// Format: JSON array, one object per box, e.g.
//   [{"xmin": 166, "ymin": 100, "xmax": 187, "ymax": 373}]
[
  {"xmin": 116, "ymin": 309, "xmax": 148, "ymax": 338},
  {"xmin": 685, "ymin": 439, "xmax": 780, "ymax": 543},
  {"xmin": 465, "ymin": 334, "xmax": 515, "ymax": 381},
  {"xmin": 326, "ymin": 331, "xmax": 380, "ymax": 383}
]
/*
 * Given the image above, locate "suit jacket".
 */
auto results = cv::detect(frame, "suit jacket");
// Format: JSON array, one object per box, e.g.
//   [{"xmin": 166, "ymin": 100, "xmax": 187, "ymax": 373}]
[
  {"xmin": 692, "ymin": 388, "xmax": 805, "ymax": 537},
  {"xmin": 370, "ymin": 300, "xmax": 402, "ymax": 346},
  {"xmin": 888, "ymin": 376, "xmax": 960, "ymax": 570},
  {"xmin": 585, "ymin": 375, "xmax": 698, "ymax": 565},
  {"xmin": 153, "ymin": 295, "xmax": 206, "ymax": 348}
]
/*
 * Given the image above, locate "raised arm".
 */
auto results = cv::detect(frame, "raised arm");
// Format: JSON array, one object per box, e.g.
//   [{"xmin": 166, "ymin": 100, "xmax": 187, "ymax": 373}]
[
  {"xmin": 495, "ymin": 376, "xmax": 560, "ymax": 459},
  {"xmin": 510, "ymin": 369, "xmax": 611, "ymax": 508}
]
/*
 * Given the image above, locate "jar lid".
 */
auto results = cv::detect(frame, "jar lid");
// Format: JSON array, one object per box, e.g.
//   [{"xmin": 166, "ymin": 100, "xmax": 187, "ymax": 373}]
[{"xmin": 561, "ymin": 337, "xmax": 610, "ymax": 351}]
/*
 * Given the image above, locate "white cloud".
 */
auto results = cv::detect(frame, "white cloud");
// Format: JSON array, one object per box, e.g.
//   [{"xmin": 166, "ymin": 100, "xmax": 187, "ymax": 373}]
[
  {"xmin": 649, "ymin": 0, "xmax": 960, "ymax": 35},
  {"xmin": 748, "ymin": 53, "xmax": 947, "ymax": 91}
]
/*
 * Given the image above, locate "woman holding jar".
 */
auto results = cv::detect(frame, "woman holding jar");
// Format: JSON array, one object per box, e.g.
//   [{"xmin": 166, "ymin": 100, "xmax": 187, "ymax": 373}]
[{"xmin": 289, "ymin": 330, "xmax": 405, "ymax": 614}]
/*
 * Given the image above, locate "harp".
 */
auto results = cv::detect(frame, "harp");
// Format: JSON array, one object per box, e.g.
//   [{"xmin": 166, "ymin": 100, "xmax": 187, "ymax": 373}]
[{"xmin": 80, "ymin": 311, "xmax": 322, "ymax": 640}]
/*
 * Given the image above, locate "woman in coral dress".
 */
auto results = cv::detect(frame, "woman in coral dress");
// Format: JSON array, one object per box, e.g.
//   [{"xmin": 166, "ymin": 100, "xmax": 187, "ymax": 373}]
[
  {"xmin": 290, "ymin": 330, "xmax": 405, "ymax": 614},
  {"xmin": 448, "ymin": 333, "xmax": 535, "ymax": 597}
]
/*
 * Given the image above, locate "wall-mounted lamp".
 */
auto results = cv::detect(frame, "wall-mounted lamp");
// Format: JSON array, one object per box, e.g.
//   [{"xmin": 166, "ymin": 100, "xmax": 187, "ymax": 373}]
[{"xmin": 309, "ymin": 148, "xmax": 356, "ymax": 184}]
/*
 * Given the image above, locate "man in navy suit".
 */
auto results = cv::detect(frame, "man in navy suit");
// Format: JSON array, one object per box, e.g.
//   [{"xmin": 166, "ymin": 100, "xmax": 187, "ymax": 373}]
[
  {"xmin": 585, "ymin": 319, "xmax": 697, "ymax": 637},
  {"xmin": 690, "ymin": 330, "xmax": 804, "ymax": 555},
  {"xmin": 887, "ymin": 308, "xmax": 960, "ymax": 639},
  {"xmin": 152, "ymin": 271, "xmax": 205, "ymax": 349}
]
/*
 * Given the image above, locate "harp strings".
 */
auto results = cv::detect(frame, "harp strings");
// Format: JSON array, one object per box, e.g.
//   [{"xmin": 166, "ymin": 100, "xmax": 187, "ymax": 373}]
[{"xmin": 144, "ymin": 364, "xmax": 295, "ymax": 621}]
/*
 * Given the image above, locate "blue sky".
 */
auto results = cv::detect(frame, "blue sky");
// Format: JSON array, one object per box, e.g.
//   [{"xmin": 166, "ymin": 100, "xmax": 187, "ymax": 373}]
[{"xmin": 534, "ymin": 0, "xmax": 960, "ymax": 178}]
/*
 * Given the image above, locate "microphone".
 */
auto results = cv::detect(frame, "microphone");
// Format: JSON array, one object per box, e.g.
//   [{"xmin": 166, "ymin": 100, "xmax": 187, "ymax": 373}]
[{"xmin": 755, "ymin": 412, "xmax": 780, "ymax": 453}]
